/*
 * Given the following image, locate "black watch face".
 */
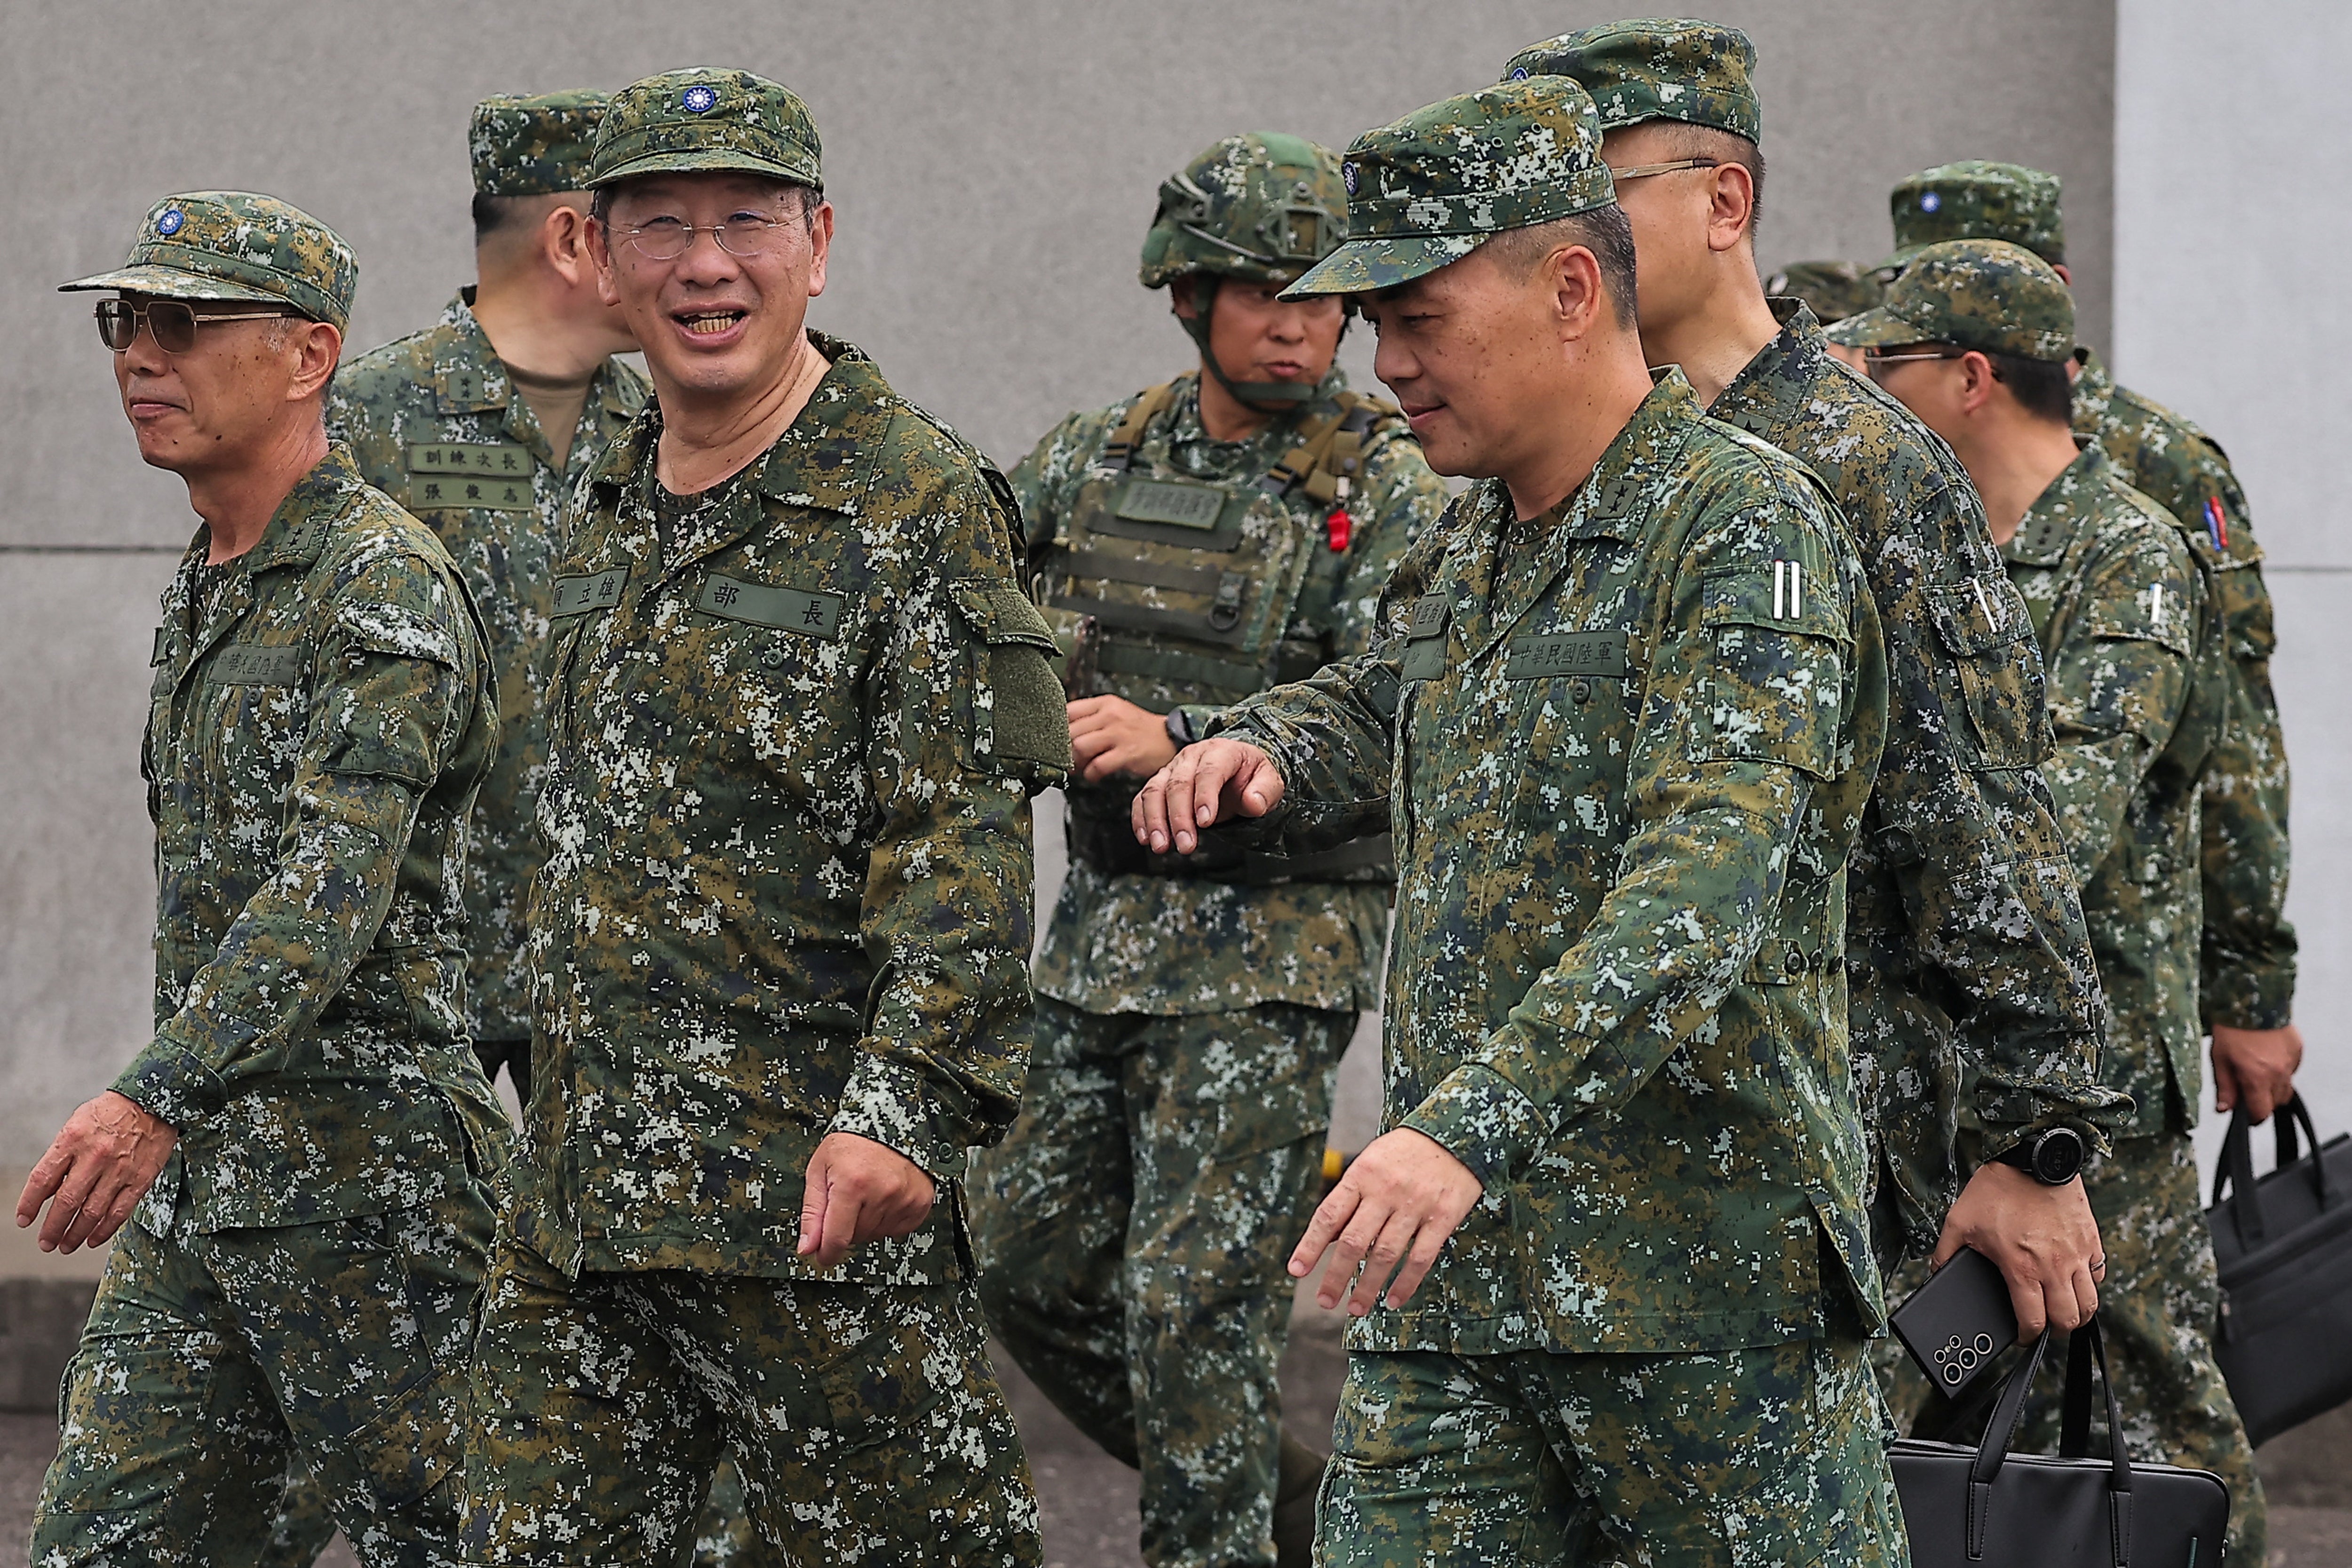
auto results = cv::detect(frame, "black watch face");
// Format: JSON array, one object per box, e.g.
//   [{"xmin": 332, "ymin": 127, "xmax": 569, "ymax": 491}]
[{"xmin": 2032, "ymin": 1128, "xmax": 2086, "ymax": 1184}]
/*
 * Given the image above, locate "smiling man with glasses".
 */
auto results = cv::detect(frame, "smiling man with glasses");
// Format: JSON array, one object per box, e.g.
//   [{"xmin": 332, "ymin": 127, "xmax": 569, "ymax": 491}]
[
  {"xmin": 24, "ymin": 191, "xmax": 505, "ymax": 1564},
  {"xmin": 455, "ymin": 70, "xmax": 1066, "ymax": 1566}
]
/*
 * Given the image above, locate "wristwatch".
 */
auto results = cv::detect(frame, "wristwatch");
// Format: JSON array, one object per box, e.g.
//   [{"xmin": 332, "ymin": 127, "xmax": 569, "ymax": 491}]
[
  {"xmin": 1164, "ymin": 708, "xmax": 1198, "ymax": 748},
  {"xmin": 1991, "ymin": 1126, "xmax": 2088, "ymax": 1186}
]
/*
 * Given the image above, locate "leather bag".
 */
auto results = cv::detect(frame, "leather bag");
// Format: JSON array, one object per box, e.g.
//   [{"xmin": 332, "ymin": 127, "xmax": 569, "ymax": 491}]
[
  {"xmin": 1891, "ymin": 1317, "xmax": 2229, "ymax": 1567},
  {"xmin": 2206, "ymin": 1092, "xmax": 2352, "ymax": 1444}
]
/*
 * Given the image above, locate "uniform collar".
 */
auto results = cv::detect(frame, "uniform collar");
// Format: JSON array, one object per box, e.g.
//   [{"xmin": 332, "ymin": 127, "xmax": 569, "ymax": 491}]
[
  {"xmin": 1709, "ymin": 298, "xmax": 1827, "ymax": 432},
  {"xmin": 231, "ymin": 442, "xmax": 363, "ymax": 574},
  {"xmin": 430, "ymin": 294, "xmax": 510, "ymax": 414},
  {"xmin": 2070, "ymin": 345, "xmax": 2114, "ymax": 433},
  {"xmin": 2005, "ymin": 438, "xmax": 2109, "ymax": 567}
]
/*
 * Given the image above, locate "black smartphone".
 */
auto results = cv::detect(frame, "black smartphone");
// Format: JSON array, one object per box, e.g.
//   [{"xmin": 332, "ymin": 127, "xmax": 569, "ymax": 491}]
[{"xmin": 1890, "ymin": 1245, "xmax": 2019, "ymax": 1398}]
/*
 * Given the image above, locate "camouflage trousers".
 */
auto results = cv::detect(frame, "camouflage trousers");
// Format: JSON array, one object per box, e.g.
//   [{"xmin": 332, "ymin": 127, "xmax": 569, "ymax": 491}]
[
  {"xmin": 1880, "ymin": 1130, "xmax": 2264, "ymax": 1565},
  {"xmin": 970, "ymin": 997, "xmax": 1352, "ymax": 1568},
  {"xmin": 459, "ymin": 1231, "xmax": 1041, "ymax": 1566},
  {"xmin": 1320, "ymin": 1332, "xmax": 1907, "ymax": 1568},
  {"xmin": 30, "ymin": 1186, "xmax": 493, "ymax": 1567}
]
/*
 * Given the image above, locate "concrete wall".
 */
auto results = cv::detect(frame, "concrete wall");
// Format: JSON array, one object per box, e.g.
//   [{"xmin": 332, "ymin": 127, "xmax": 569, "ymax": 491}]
[
  {"xmin": 2115, "ymin": 0, "xmax": 2352, "ymax": 1166},
  {"xmin": 0, "ymin": 0, "xmax": 2120, "ymax": 1170}
]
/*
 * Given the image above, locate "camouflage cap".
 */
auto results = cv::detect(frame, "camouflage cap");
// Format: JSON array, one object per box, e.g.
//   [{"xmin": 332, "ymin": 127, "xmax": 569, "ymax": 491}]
[
  {"xmin": 470, "ymin": 90, "xmax": 611, "ymax": 197},
  {"xmin": 585, "ymin": 68, "xmax": 821, "ymax": 191},
  {"xmin": 57, "ymin": 191, "xmax": 357, "ymax": 329},
  {"xmin": 1138, "ymin": 132, "xmax": 1348, "ymax": 288},
  {"xmin": 1881, "ymin": 160, "xmax": 2064, "ymax": 271},
  {"xmin": 1826, "ymin": 239, "xmax": 2073, "ymax": 362},
  {"xmin": 1763, "ymin": 259, "xmax": 1883, "ymax": 325},
  {"xmin": 1282, "ymin": 76, "xmax": 1615, "ymax": 298},
  {"xmin": 1501, "ymin": 18, "xmax": 1761, "ymax": 143}
]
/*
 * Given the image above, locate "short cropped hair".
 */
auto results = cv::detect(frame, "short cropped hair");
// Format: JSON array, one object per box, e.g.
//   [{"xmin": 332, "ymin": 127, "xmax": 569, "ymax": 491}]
[
  {"xmin": 1477, "ymin": 203, "xmax": 1641, "ymax": 326},
  {"xmin": 1986, "ymin": 350, "xmax": 2074, "ymax": 425},
  {"xmin": 1636, "ymin": 121, "xmax": 1765, "ymax": 235}
]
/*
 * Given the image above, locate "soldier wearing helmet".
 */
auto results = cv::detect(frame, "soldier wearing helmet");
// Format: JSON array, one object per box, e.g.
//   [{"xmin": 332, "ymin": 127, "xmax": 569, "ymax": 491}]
[{"xmin": 970, "ymin": 132, "xmax": 1448, "ymax": 1568}]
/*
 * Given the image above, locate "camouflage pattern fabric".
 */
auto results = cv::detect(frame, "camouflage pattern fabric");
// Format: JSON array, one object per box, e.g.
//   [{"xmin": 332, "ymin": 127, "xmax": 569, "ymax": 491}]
[
  {"xmin": 1763, "ymin": 260, "xmax": 1883, "ymax": 326},
  {"xmin": 59, "ymin": 190, "xmax": 358, "ymax": 328},
  {"xmin": 1829, "ymin": 238, "xmax": 2075, "ymax": 363},
  {"xmin": 1020, "ymin": 371, "xmax": 1447, "ymax": 1017},
  {"xmin": 1319, "ymin": 1330, "xmax": 1904, "ymax": 1566},
  {"xmin": 1138, "ymin": 133, "xmax": 1349, "ymax": 288},
  {"xmin": 585, "ymin": 68, "xmax": 822, "ymax": 190},
  {"xmin": 2002, "ymin": 443, "xmax": 2226, "ymax": 1137},
  {"xmin": 1712, "ymin": 301, "xmax": 2122, "ymax": 1262},
  {"xmin": 510, "ymin": 332, "xmax": 1062, "ymax": 1286},
  {"xmin": 469, "ymin": 91, "xmax": 610, "ymax": 197},
  {"xmin": 33, "ymin": 1184, "xmax": 496, "ymax": 1568},
  {"xmin": 329, "ymin": 293, "xmax": 650, "ymax": 1052},
  {"xmin": 114, "ymin": 444, "xmax": 509, "ymax": 1234},
  {"xmin": 973, "ymin": 998, "xmax": 1355, "ymax": 1567},
  {"xmin": 1216, "ymin": 370, "xmax": 1892, "ymax": 1353},
  {"xmin": 1883, "ymin": 159, "xmax": 2065, "ymax": 271},
  {"xmin": 460, "ymin": 1233, "xmax": 1041, "ymax": 1566},
  {"xmin": 2074, "ymin": 351, "xmax": 2296, "ymax": 1028},
  {"xmin": 1500, "ymin": 17, "xmax": 1764, "ymax": 142},
  {"xmin": 1284, "ymin": 77, "xmax": 1616, "ymax": 297}
]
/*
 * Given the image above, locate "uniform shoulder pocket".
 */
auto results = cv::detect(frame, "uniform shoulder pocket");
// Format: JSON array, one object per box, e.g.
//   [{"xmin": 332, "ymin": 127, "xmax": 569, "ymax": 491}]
[
  {"xmin": 951, "ymin": 578, "xmax": 1072, "ymax": 775},
  {"xmin": 1693, "ymin": 558, "xmax": 1850, "ymax": 780},
  {"xmin": 1924, "ymin": 573, "xmax": 2041, "ymax": 768}
]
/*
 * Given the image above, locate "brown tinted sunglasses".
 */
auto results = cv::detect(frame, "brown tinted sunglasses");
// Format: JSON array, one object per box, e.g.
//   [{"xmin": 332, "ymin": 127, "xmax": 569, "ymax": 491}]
[{"xmin": 96, "ymin": 298, "xmax": 295, "ymax": 353}]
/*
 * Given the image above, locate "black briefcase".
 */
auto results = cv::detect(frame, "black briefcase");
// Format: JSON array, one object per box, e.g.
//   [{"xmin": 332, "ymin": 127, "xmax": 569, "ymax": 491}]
[
  {"xmin": 2206, "ymin": 1092, "xmax": 2352, "ymax": 1444},
  {"xmin": 1891, "ymin": 1317, "xmax": 2229, "ymax": 1568}
]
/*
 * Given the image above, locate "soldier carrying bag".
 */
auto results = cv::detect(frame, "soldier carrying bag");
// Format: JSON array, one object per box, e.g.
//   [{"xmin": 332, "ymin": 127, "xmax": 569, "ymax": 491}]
[
  {"xmin": 1890, "ymin": 1315, "xmax": 2229, "ymax": 1568},
  {"xmin": 2205, "ymin": 1091, "xmax": 2352, "ymax": 1444}
]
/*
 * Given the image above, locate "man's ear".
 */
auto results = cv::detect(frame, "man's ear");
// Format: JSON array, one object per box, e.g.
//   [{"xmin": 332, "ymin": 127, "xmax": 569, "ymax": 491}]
[
  {"xmin": 1169, "ymin": 276, "xmax": 1201, "ymax": 321},
  {"xmin": 287, "ymin": 320, "xmax": 342, "ymax": 401},
  {"xmin": 1706, "ymin": 162, "xmax": 1756, "ymax": 255},
  {"xmin": 543, "ymin": 200, "xmax": 596, "ymax": 287},
  {"xmin": 586, "ymin": 215, "xmax": 621, "ymax": 307},
  {"xmin": 2053, "ymin": 262, "xmax": 2073, "ymax": 287},
  {"xmin": 1551, "ymin": 244, "xmax": 1607, "ymax": 340},
  {"xmin": 1957, "ymin": 349, "xmax": 2001, "ymax": 415},
  {"xmin": 803, "ymin": 199, "xmax": 833, "ymax": 300}
]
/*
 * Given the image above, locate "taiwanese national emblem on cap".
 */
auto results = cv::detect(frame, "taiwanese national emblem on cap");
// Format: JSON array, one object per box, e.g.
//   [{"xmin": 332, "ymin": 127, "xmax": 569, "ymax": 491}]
[
  {"xmin": 681, "ymin": 83, "xmax": 718, "ymax": 114},
  {"xmin": 1342, "ymin": 160, "xmax": 1358, "ymax": 196},
  {"xmin": 1921, "ymin": 191, "xmax": 1941, "ymax": 213},
  {"xmin": 585, "ymin": 67, "xmax": 823, "ymax": 190},
  {"xmin": 155, "ymin": 208, "xmax": 186, "ymax": 237}
]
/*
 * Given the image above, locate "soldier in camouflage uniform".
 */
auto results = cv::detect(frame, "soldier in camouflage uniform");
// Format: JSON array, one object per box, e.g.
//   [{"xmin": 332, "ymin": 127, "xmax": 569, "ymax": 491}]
[
  {"xmin": 1841, "ymin": 244, "xmax": 2270, "ymax": 1561},
  {"xmin": 1504, "ymin": 23, "xmax": 2124, "ymax": 1341},
  {"xmin": 1137, "ymin": 76, "xmax": 1907, "ymax": 1566},
  {"xmin": 968, "ymin": 134, "xmax": 1449, "ymax": 1568},
  {"xmin": 329, "ymin": 90, "xmax": 647, "ymax": 1105},
  {"xmin": 22, "ymin": 192, "xmax": 505, "ymax": 1566},
  {"xmin": 1878, "ymin": 160, "xmax": 2303, "ymax": 1121},
  {"xmin": 456, "ymin": 70, "xmax": 1067, "ymax": 1565},
  {"xmin": 1762, "ymin": 259, "xmax": 1883, "ymax": 326}
]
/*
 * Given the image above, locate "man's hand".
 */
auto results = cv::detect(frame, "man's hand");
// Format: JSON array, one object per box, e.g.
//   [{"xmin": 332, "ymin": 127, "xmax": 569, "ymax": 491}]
[
  {"xmin": 2211, "ymin": 1023, "xmax": 2303, "ymax": 1124},
  {"xmin": 1131, "ymin": 738, "xmax": 1287, "ymax": 855},
  {"xmin": 1933, "ymin": 1159, "xmax": 2105, "ymax": 1338},
  {"xmin": 796, "ymin": 1131, "xmax": 937, "ymax": 1270},
  {"xmin": 1287, "ymin": 1128, "xmax": 1483, "ymax": 1316},
  {"xmin": 1068, "ymin": 695, "xmax": 1179, "ymax": 784},
  {"xmin": 15, "ymin": 1091, "xmax": 178, "ymax": 1253}
]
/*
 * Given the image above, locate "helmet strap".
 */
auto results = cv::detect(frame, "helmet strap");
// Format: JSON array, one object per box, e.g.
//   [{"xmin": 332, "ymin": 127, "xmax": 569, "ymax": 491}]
[{"xmin": 1176, "ymin": 276, "xmax": 1317, "ymax": 411}]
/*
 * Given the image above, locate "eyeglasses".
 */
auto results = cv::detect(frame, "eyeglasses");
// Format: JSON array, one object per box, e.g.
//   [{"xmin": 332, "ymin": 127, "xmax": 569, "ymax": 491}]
[
  {"xmin": 613, "ymin": 214, "xmax": 796, "ymax": 262},
  {"xmin": 1861, "ymin": 346, "xmax": 1965, "ymax": 365},
  {"xmin": 1608, "ymin": 156, "xmax": 1721, "ymax": 182},
  {"xmin": 96, "ymin": 298, "xmax": 294, "ymax": 353}
]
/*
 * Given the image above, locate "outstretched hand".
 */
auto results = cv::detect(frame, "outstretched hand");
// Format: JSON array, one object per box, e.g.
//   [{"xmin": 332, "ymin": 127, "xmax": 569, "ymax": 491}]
[
  {"xmin": 1288, "ymin": 1128, "xmax": 1483, "ymax": 1316},
  {"xmin": 1130, "ymin": 738, "xmax": 1287, "ymax": 856},
  {"xmin": 1933, "ymin": 1159, "xmax": 2106, "ymax": 1339},
  {"xmin": 16, "ymin": 1090, "xmax": 178, "ymax": 1253}
]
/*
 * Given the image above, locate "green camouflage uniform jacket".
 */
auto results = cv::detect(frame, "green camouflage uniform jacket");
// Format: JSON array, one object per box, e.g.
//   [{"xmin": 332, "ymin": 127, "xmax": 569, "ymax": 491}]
[
  {"xmin": 1217, "ymin": 373, "xmax": 1891, "ymax": 1353},
  {"xmin": 518, "ymin": 333, "xmax": 1067, "ymax": 1283},
  {"xmin": 119, "ymin": 444, "xmax": 510, "ymax": 1235},
  {"xmin": 328, "ymin": 293, "xmax": 650, "ymax": 1044},
  {"xmin": 2073, "ymin": 351, "xmax": 2295, "ymax": 1030},
  {"xmin": 1711, "ymin": 303, "xmax": 2124, "ymax": 1253},
  {"xmin": 2006, "ymin": 444, "xmax": 2227, "ymax": 1136},
  {"xmin": 1020, "ymin": 370, "xmax": 1450, "ymax": 1016}
]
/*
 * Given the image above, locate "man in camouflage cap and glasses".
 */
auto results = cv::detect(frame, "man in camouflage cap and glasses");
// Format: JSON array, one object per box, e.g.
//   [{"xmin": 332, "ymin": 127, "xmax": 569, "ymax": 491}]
[
  {"xmin": 24, "ymin": 191, "xmax": 505, "ymax": 1566},
  {"xmin": 969, "ymin": 131, "xmax": 1447, "ymax": 1568},
  {"xmin": 1880, "ymin": 159, "xmax": 2305, "ymax": 1199},
  {"xmin": 1506, "ymin": 20, "xmax": 2128, "ymax": 1351},
  {"xmin": 457, "ymin": 69, "xmax": 1063, "ymax": 1566},
  {"xmin": 1134, "ymin": 74, "xmax": 1905, "ymax": 1565}
]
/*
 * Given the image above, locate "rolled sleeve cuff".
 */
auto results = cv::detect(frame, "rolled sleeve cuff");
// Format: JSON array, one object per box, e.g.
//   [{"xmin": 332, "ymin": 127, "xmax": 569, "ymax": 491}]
[
  {"xmin": 1400, "ymin": 1062, "xmax": 1546, "ymax": 1189},
  {"xmin": 828, "ymin": 1054, "xmax": 959, "ymax": 1185},
  {"xmin": 109, "ymin": 1038, "xmax": 225, "ymax": 1130},
  {"xmin": 2201, "ymin": 962, "xmax": 2296, "ymax": 1033},
  {"xmin": 1971, "ymin": 1061, "xmax": 2129, "ymax": 1161}
]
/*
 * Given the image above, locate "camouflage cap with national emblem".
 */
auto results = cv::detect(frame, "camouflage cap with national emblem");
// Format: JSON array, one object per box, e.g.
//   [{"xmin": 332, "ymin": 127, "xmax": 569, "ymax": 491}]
[
  {"xmin": 584, "ymin": 68, "xmax": 821, "ymax": 191},
  {"xmin": 1501, "ymin": 17, "xmax": 1762, "ymax": 143},
  {"xmin": 1139, "ymin": 133, "xmax": 1347, "ymax": 289},
  {"xmin": 1826, "ymin": 238, "xmax": 2074, "ymax": 363},
  {"xmin": 1764, "ymin": 259, "xmax": 1883, "ymax": 325},
  {"xmin": 1880, "ymin": 160, "xmax": 2064, "ymax": 272},
  {"xmin": 470, "ymin": 90, "xmax": 612, "ymax": 197},
  {"xmin": 58, "ymin": 191, "xmax": 357, "ymax": 329},
  {"xmin": 1282, "ymin": 76, "xmax": 1615, "ymax": 298}
]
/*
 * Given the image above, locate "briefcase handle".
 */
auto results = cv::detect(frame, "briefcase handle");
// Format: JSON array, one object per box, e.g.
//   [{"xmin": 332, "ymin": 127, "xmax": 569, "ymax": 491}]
[
  {"xmin": 1966, "ymin": 1316, "xmax": 2133, "ymax": 1566},
  {"xmin": 2211, "ymin": 1092, "xmax": 2333, "ymax": 1246}
]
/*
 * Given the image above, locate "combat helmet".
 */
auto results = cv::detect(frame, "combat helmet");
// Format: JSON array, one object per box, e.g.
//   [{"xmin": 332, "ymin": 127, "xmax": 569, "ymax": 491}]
[{"xmin": 1139, "ymin": 132, "xmax": 1347, "ymax": 408}]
